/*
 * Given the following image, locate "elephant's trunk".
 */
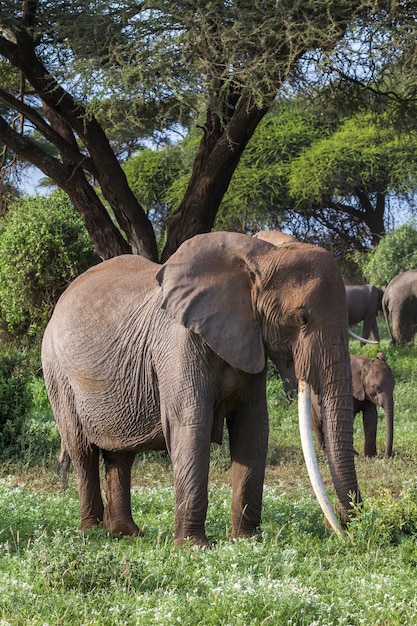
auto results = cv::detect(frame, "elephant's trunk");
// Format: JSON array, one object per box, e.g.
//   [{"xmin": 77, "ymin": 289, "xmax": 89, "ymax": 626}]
[
  {"xmin": 321, "ymin": 385, "xmax": 360, "ymax": 522},
  {"xmin": 382, "ymin": 299, "xmax": 395, "ymax": 345},
  {"xmin": 294, "ymin": 332, "xmax": 360, "ymax": 526}
]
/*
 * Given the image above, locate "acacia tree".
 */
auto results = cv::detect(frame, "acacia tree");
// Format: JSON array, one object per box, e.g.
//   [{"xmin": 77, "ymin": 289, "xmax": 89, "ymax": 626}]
[
  {"xmin": 0, "ymin": 1, "xmax": 416, "ymax": 261},
  {"xmin": 126, "ymin": 100, "xmax": 417, "ymax": 255},
  {"xmin": 285, "ymin": 109, "xmax": 417, "ymax": 249}
]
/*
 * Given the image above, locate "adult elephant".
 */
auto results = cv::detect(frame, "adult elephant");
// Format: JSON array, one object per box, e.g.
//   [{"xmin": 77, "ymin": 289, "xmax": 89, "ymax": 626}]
[
  {"xmin": 382, "ymin": 269, "xmax": 417, "ymax": 346},
  {"xmin": 311, "ymin": 353, "xmax": 395, "ymax": 458},
  {"xmin": 345, "ymin": 284, "xmax": 384, "ymax": 344},
  {"xmin": 42, "ymin": 232, "xmax": 359, "ymax": 546}
]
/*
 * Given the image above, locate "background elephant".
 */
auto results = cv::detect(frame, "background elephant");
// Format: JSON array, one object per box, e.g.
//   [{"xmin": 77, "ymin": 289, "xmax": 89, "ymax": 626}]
[
  {"xmin": 42, "ymin": 231, "xmax": 359, "ymax": 546},
  {"xmin": 311, "ymin": 353, "xmax": 395, "ymax": 457},
  {"xmin": 345, "ymin": 284, "xmax": 384, "ymax": 344},
  {"xmin": 382, "ymin": 269, "xmax": 417, "ymax": 346}
]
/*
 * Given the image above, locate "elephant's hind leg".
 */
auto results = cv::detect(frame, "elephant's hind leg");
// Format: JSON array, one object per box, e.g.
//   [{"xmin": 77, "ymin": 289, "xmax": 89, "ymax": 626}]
[
  {"xmin": 102, "ymin": 450, "xmax": 142, "ymax": 536},
  {"xmin": 44, "ymin": 366, "xmax": 104, "ymax": 530},
  {"xmin": 70, "ymin": 444, "xmax": 105, "ymax": 530}
]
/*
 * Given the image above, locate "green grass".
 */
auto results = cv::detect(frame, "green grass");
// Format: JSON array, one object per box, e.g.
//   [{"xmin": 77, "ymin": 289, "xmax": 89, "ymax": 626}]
[{"xmin": 1, "ymin": 333, "xmax": 417, "ymax": 624}]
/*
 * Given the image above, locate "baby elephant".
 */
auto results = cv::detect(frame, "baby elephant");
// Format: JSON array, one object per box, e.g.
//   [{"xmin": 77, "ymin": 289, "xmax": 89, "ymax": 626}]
[{"xmin": 311, "ymin": 353, "xmax": 395, "ymax": 457}]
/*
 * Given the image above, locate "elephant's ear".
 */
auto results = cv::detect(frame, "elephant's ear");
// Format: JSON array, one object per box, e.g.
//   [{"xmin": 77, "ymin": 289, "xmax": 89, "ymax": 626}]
[
  {"xmin": 156, "ymin": 232, "xmax": 271, "ymax": 374},
  {"xmin": 351, "ymin": 356, "xmax": 366, "ymax": 401}
]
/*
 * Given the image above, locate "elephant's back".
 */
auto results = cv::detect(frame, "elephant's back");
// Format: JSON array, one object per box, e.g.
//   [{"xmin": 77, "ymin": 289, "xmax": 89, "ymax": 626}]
[
  {"xmin": 384, "ymin": 269, "xmax": 417, "ymax": 301},
  {"xmin": 50, "ymin": 255, "xmax": 158, "ymax": 326},
  {"xmin": 42, "ymin": 255, "xmax": 162, "ymax": 366},
  {"xmin": 65, "ymin": 254, "xmax": 160, "ymax": 299}
]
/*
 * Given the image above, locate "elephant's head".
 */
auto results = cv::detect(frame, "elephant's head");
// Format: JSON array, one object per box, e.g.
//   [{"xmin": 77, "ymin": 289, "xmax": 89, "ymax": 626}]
[{"xmin": 157, "ymin": 232, "xmax": 359, "ymax": 532}]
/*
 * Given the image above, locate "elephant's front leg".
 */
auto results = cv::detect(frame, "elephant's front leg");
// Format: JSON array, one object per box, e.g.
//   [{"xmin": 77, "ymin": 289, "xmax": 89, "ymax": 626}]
[
  {"xmin": 164, "ymin": 416, "xmax": 212, "ymax": 547},
  {"xmin": 102, "ymin": 450, "xmax": 142, "ymax": 536},
  {"xmin": 227, "ymin": 395, "xmax": 269, "ymax": 539},
  {"xmin": 362, "ymin": 404, "xmax": 378, "ymax": 457}
]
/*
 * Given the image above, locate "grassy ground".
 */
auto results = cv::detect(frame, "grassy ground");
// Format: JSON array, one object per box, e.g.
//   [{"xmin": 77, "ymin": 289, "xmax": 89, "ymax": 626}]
[{"xmin": 1, "ymin": 333, "xmax": 417, "ymax": 625}]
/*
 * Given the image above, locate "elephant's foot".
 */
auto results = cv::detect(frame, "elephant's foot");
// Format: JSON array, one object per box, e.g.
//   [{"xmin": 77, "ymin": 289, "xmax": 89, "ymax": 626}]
[
  {"xmin": 103, "ymin": 511, "xmax": 143, "ymax": 536},
  {"xmin": 231, "ymin": 526, "xmax": 261, "ymax": 540},
  {"xmin": 79, "ymin": 516, "xmax": 103, "ymax": 531},
  {"xmin": 173, "ymin": 518, "xmax": 211, "ymax": 548},
  {"xmin": 230, "ymin": 512, "xmax": 261, "ymax": 540},
  {"xmin": 174, "ymin": 533, "xmax": 211, "ymax": 548}
]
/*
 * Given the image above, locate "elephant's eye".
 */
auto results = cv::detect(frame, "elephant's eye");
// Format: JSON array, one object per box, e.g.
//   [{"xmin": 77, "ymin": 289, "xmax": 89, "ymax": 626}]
[{"xmin": 296, "ymin": 310, "xmax": 309, "ymax": 328}]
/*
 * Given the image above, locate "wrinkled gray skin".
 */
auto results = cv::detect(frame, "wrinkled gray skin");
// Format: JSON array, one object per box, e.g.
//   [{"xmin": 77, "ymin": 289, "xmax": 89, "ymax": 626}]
[
  {"xmin": 256, "ymin": 236, "xmax": 384, "ymax": 345},
  {"xmin": 382, "ymin": 269, "xmax": 417, "ymax": 346},
  {"xmin": 42, "ymin": 231, "xmax": 359, "ymax": 547},
  {"xmin": 254, "ymin": 231, "xmax": 301, "ymax": 399},
  {"xmin": 311, "ymin": 354, "xmax": 395, "ymax": 458},
  {"xmin": 345, "ymin": 284, "xmax": 384, "ymax": 345}
]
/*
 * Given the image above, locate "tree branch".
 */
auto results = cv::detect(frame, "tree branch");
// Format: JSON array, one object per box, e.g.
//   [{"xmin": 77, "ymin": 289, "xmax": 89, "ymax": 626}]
[
  {"xmin": 0, "ymin": 27, "xmax": 157, "ymax": 259},
  {"xmin": 0, "ymin": 88, "xmax": 98, "ymax": 177},
  {"xmin": 0, "ymin": 113, "xmax": 75, "ymax": 186}
]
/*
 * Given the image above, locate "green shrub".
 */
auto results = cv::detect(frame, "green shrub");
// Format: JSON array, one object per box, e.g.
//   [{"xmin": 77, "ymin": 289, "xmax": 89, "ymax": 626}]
[
  {"xmin": 356, "ymin": 221, "xmax": 417, "ymax": 286},
  {"xmin": 348, "ymin": 485, "xmax": 417, "ymax": 548},
  {"xmin": 0, "ymin": 349, "xmax": 32, "ymax": 457},
  {"xmin": 19, "ymin": 375, "xmax": 60, "ymax": 463},
  {"xmin": 0, "ymin": 190, "xmax": 99, "ymax": 344},
  {"xmin": 0, "ymin": 357, "xmax": 59, "ymax": 463}
]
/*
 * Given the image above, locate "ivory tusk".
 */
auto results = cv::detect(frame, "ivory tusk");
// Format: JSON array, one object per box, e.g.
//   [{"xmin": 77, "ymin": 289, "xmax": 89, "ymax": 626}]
[
  {"xmin": 348, "ymin": 329, "xmax": 379, "ymax": 344},
  {"xmin": 298, "ymin": 380, "xmax": 344, "ymax": 538}
]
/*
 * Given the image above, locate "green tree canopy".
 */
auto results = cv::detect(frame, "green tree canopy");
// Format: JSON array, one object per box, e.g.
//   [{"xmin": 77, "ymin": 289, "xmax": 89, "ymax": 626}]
[
  {"xmin": 288, "ymin": 112, "xmax": 417, "ymax": 244},
  {"xmin": 2, "ymin": 1, "xmax": 417, "ymax": 262},
  {"xmin": 126, "ymin": 99, "xmax": 417, "ymax": 257},
  {"xmin": 217, "ymin": 102, "xmax": 331, "ymax": 234}
]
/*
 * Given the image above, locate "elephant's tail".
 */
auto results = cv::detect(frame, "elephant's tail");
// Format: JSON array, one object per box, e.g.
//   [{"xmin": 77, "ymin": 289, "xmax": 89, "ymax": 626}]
[
  {"xmin": 55, "ymin": 443, "xmax": 71, "ymax": 490},
  {"xmin": 382, "ymin": 298, "xmax": 394, "ymax": 344}
]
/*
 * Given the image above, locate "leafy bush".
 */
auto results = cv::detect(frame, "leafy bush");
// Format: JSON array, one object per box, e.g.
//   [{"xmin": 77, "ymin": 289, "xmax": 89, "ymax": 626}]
[
  {"xmin": 0, "ymin": 360, "xmax": 59, "ymax": 463},
  {"xmin": 0, "ymin": 349, "xmax": 32, "ymax": 457},
  {"xmin": 19, "ymin": 375, "xmax": 60, "ymax": 463},
  {"xmin": 356, "ymin": 221, "xmax": 417, "ymax": 286},
  {"xmin": 348, "ymin": 485, "xmax": 417, "ymax": 547},
  {"xmin": 0, "ymin": 190, "xmax": 99, "ymax": 344}
]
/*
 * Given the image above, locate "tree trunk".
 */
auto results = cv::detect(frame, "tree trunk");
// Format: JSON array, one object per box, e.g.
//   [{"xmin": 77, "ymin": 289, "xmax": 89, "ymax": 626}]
[
  {"xmin": 355, "ymin": 189, "xmax": 386, "ymax": 246},
  {"xmin": 63, "ymin": 173, "xmax": 132, "ymax": 260},
  {"xmin": 0, "ymin": 115, "xmax": 130, "ymax": 260},
  {"xmin": 1, "ymin": 22, "xmax": 159, "ymax": 261},
  {"xmin": 161, "ymin": 97, "xmax": 268, "ymax": 262}
]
